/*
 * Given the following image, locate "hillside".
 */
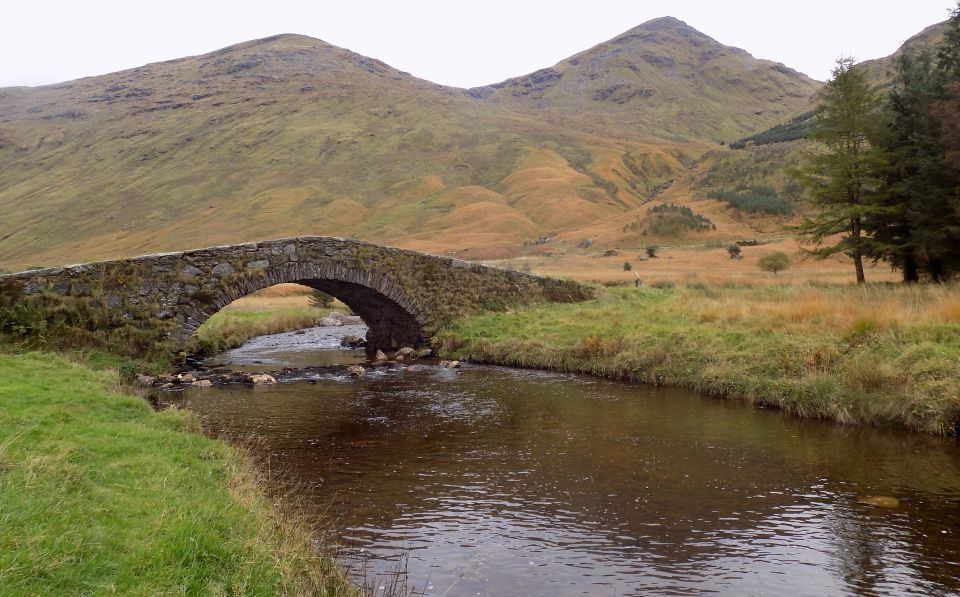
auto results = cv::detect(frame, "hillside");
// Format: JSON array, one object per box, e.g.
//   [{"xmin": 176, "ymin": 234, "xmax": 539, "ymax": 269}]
[
  {"xmin": 688, "ymin": 18, "xmax": 954, "ymax": 228},
  {"xmin": 0, "ymin": 33, "xmax": 703, "ymax": 268},
  {"xmin": 0, "ymin": 17, "xmax": 936, "ymax": 274},
  {"xmin": 468, "ymin": 17, "xmax": 821, "ymax": 144},
  {"xmin": 860, "ymin": 21, "xmax": 950, "ymax": 88}
]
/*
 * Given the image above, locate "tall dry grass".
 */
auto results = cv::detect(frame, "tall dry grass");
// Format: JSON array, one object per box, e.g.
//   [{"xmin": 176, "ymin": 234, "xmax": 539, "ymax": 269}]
[
  {"xmin": 690, "ymin": 284, "xmax": 960, "ymax": 335},
  {"xmin": 437, "ymin": 283, "xmax": 960, "ymax": 435},
  {"xmin": 186, "ymin": 284, "xmax": 345, "ymax": 355}
]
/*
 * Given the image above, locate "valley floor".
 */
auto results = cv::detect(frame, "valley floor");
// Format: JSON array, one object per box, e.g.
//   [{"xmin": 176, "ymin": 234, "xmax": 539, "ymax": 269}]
[
  {"xmin": 491, "ymin": 237, "xmax": 903, "ymax": 286},
  {"xmin": 0, "ymin": 351, "xmax": 355, "ymax": 595}
]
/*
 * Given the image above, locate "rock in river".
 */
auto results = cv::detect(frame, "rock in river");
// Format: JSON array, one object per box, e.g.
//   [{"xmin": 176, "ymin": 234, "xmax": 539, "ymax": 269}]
[{"xmin": 244, "ymin": 373, "xmax": 276, "ymax": 385}]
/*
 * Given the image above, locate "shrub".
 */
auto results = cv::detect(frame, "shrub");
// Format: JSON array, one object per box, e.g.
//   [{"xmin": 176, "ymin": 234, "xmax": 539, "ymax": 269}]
[
  {"xmin": 623, "ymin": 262, "xmax": 632, "ymax": 271},
  {"xmin": 118, "ymin": 360, "xmax": 140, "ymax": 383},
  {"xmin": 635, "ymin": 203, "xmax": 715, "ymax": 236},
  {"xmin": 0, "ymin": 279, "xmax": 46, "ymax": 338},
  {"xmin": 708, "ymin": 185, "xmax": 794, "ymax": 215},
  {"xmin": 727, "ymin": 245, "xmax": 742, "ymax": 259},
  {"xmin": 758, "ymin": 251, "xmax": 792, "ymax": 275},
  {"xmin": 730, "ymin": 110, "xmax": 817, "ymax": 148},
  {"xmin": 646, "ymin": 245, "xmax": 659, "ymax": 258},
  {"xmin": 309, "ymin": 290, "xmax": 334, "ymax": 309}
]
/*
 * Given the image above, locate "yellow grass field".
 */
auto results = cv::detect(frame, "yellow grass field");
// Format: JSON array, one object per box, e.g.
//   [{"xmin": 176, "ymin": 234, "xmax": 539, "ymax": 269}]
[{"xmin": 492, "ymin": 239, "xmax": 901, "ymax": 286}]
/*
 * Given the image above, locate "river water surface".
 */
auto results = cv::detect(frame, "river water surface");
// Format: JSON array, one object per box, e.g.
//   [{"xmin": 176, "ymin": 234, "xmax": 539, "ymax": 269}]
[{"xmin": 165, "ymin": 327, "xmax": 960, "ymax": 596}]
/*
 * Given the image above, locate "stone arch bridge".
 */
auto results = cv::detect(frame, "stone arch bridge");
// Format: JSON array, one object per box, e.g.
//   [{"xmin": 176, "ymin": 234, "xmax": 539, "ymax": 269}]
[{"xmin": 0, "ymin": 236, "xmax": 591, "ymax": 357}]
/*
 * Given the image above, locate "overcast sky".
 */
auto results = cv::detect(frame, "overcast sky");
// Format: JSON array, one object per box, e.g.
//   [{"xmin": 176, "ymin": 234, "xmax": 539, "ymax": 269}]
[{"xmin": 3, "ymin": 1, "xmax": 956, "ymax": 88}]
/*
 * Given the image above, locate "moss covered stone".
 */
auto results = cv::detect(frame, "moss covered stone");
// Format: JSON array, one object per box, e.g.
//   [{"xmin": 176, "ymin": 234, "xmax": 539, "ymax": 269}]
[{"xmin": 0, "ymin": 236, "xmax": 592, "ymax": 357}]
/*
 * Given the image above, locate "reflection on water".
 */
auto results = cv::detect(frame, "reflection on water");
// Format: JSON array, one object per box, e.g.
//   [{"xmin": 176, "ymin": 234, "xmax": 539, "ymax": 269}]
[{"xmin": 167, "ymin": 337, "xmax": 960, "ymax": 596}]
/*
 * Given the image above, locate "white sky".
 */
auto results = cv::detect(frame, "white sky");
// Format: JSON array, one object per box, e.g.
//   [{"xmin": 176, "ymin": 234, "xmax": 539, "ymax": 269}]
[{"xmin": 3, "ymin": 1, "xmax": 956, "ymax": 88}]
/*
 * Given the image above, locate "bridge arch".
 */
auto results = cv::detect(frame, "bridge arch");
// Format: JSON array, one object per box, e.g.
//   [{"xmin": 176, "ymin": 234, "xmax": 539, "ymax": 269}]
[{"xmin": 178, "ymin": 261, "xmax": 430, "ymax": 351}]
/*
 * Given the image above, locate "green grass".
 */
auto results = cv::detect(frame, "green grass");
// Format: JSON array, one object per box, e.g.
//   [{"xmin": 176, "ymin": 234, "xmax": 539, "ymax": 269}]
[
  {"xmin": 0, "ymin": 351, "xmax": 355, "ymax": 595},
  {"xmin": 436, "ymin": 285, "xmax": 960, "ymax": 435}
]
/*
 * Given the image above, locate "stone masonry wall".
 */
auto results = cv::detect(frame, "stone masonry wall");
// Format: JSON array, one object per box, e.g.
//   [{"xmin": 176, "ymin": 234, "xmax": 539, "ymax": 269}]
[{"xmin": 0, "ymin": 236, "xmax": 593, "ymax": 357}]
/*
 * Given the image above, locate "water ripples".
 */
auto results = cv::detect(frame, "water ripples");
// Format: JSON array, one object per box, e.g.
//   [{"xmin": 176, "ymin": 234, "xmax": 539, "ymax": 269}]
[{"xmin": 170, "ymin": 351, "xmax": 960, "ymax": 596}]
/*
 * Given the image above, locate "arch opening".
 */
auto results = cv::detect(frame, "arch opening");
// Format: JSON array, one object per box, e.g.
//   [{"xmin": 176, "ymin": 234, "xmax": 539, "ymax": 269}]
[
  {"xmin": 179, "ymin": 272, "xmax": 430, "ymax": 356},
  {"xmin": 298, "ymin": 279, "xmax": 427, "ymax": 351}
]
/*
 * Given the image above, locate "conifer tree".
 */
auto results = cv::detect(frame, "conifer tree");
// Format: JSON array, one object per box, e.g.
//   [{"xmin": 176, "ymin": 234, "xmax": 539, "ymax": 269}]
[
  {"xmin": 869, "ymin": 51, "xmax": 945, "ymax": 282},
  {"xmin": 937, "ymin": 2, "xmax": 960, "ymax": 82},
  {"xmin": 869, "ymin": 2, "xmax": 960, "ymax": 282},
  {"xmin": 794, "ymin": 58, "xmax": 883, "ymax": 284},
  {"xmin": 940, "ymin": 83, "xmax": 960, "ymax": 173},
  {"xmin": 938, "ymin": 2, "xmax": 960, "ymax": 174}
]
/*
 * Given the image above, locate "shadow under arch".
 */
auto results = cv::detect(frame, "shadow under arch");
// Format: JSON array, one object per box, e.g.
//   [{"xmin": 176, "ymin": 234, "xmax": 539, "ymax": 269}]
[{"xmin": 177, "ymin": 262, "xmax": 431, "ymax": 353}]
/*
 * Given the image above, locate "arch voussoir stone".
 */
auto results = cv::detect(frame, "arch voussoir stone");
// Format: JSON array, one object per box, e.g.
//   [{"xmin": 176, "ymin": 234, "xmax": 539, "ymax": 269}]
[{"xmin": 1, "ymin": 236, "xmax": 593, "ymax": 358}]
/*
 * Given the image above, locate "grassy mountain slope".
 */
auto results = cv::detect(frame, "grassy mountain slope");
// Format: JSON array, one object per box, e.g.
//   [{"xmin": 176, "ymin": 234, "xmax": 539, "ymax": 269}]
[
  {"xmin": 468, "ymin": 17, "xmax": 821, "ymax": 144},
  {"xmin": 688, "ymin": 18, "xmax": 953, "ymax": 228},
  {"xmin": 0, "ymin": 17, "xmax": 939, "ymax": 272},
  {"xmin": 0, "ymin": 33, "xmax": 705, "ymax": 268},
  {"xmin": 860, "ymin": 21, "xmax": 950, "ymax": 88}
]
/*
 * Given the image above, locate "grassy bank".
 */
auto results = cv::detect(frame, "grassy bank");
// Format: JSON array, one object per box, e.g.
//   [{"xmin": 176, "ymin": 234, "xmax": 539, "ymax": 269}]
[
  {"xmin": 435, "ymin": 284, "xmax": 960, "ymax": 435},
  {"xmin": 0, "ymin": 351, "xmax": 355, "ymax": 595}
]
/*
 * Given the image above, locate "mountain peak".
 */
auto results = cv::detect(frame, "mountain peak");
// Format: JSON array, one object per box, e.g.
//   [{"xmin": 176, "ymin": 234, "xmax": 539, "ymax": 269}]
[
  {"xmin": 469, "ymin": 15, "xmax": 820, "ymax": 142},
  {"xmin": 612, "ymin": 15, "xmax": 715, "ymax": 46},
  {"xmin": 632, "ymin": 16, "xmax": 692, "ymax": 31},
  {"xmin": 162, "ymin": 32, "xmax": 414, "ymax": 83}
]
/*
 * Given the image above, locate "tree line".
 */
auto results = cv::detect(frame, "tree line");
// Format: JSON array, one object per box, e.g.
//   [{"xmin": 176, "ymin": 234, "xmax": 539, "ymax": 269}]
[{"xmin": 795, "ymin": 2, "xmax": 960, "ymax": 283}]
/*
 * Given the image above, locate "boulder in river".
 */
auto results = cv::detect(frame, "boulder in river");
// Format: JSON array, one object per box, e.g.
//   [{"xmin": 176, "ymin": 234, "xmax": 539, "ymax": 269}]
[
  {"xmin": 341, "ymin": 335, "xmax": 366, "ymax": 348},
  {"xmin": 374, "ymin": 350, "xmax": 388, "ymax": 362},
  {"xmin": 440, "ymin": 360, "xmax": 461, "ymax": 369},
  {"xmin": 319, "ymin": 316, "xmax": 343, "ymax": 327},
  {"xmin": 347, "ymin": 365, "xmax": 365, "ymax": 378},
  {"xmin": 416, "ymin": 348, "xmax": 432, "ymax": 358},
  {"xmin": 858, "ymin": 495, "xmax": 900, "ymax": 508},
  {"xmin": 397, "ymin": 347, "xmax": 416, "ymax": 357},
  {"xmin": 134, "ymin": 374, "xmax": 156, "ymax": 387},
  {"xmin": 193, "ymin": 379, "xmax": 213, "ymax": 388},
  {"xmin": 244, "ymin": 373, "xmax": 276, "ymax": 385}
]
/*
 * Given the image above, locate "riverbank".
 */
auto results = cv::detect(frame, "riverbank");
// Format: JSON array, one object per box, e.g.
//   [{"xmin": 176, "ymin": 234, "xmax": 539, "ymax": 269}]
[
  {"xmin": 435, "ymin": 284, "xmax": 960, "ymax": 435},
  {"xmin": 0, "ymin": 351, "xmax": 355, "ymax": 594}
]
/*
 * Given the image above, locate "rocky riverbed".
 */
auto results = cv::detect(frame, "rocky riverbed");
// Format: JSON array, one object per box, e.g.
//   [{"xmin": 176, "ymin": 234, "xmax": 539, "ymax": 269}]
[{"xmin": 139, "ymin": 321, "xmax": 458, "ymax": 390}]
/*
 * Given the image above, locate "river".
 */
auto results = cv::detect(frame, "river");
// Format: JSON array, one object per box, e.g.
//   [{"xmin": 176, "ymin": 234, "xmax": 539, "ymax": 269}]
[{"xmin": 161, "ymin": 326, "xmax": 960, "ymax": 596}]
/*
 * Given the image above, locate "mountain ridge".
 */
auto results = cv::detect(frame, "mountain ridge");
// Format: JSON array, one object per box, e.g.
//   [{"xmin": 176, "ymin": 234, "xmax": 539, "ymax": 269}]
[
  {"xmin": 0, "ymin": 17, "xmax": 941, "ymax": 271},
  {"xmin": 466, "ymin": 16, "xmax": 821, "ymax": 143}
]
